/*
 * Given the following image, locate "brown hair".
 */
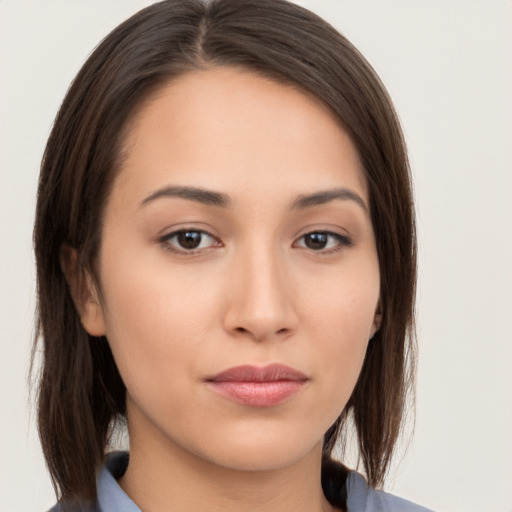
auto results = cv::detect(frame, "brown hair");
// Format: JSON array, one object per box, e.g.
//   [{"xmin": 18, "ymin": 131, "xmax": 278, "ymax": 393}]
[{"xmin": 33, "ymin": 0, "xmax": 416, "ymax": 505}]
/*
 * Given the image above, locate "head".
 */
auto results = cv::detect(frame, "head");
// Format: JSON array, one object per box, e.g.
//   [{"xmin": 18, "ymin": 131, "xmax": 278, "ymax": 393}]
[{"xmin": 33, "ymin": 0, "xmax": 416, "ymax": 503}]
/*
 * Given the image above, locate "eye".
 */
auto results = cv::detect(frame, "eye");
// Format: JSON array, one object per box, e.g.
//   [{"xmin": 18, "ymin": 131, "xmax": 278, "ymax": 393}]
[
  {"xmin": 160, "ymin": 229, "xmax": 220, "ymax": 253},
  {"xmin": 294, "ymin": 231, "xmax": 353, "ymax": 253}
]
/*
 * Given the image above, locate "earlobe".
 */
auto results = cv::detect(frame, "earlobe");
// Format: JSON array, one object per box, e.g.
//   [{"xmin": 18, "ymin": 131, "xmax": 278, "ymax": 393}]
[
  {"xmin": 370, "ymin": 302, "xmax": 382, "ymax": 339},
  {"xmin": 60, "ymin": 245, "xmax": 106, "ymax": 337}
]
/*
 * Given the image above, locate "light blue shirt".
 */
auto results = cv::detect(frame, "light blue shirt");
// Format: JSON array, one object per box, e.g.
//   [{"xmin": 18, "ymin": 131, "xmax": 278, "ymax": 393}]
[{"xmin": 49, "ymin": 451, "xmax": 433, "ymax": 512}]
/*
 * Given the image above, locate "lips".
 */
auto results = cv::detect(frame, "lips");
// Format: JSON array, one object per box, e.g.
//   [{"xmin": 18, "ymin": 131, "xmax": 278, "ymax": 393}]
[{"xmin": 205, "ymin": 364, "xmax": 308, "ymax": 407}]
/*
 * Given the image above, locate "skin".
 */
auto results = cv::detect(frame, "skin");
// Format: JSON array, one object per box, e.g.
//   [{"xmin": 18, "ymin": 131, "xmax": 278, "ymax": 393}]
[{"xmin": 74, "ymin": 67, "xmax": 381, "ymax": 512}]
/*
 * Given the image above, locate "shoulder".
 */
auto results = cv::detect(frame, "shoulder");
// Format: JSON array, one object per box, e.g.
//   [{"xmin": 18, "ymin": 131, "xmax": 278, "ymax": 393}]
[
  {"xmin": 45, "ymin": 452, "xmax": 130, "ymax": 512},
  {"xmin": 346, "ymin": 472, "xmax": 434, "ymax": 512}
]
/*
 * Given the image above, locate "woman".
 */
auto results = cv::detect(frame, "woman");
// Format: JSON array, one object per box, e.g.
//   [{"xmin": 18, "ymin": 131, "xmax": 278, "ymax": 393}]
[{"xmin": 33, "ymin": 1, "xmax": 428, "ymax": 510}]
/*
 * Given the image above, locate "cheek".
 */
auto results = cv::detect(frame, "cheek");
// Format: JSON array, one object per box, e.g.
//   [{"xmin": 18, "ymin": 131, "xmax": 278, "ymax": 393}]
[
  {"xmin": 97, "ymin": 247, "xmax": 221, "ymax": 396},
  {"xmin": 303, "ymin": 255, "xmax": 380, "ymax": 340},
  {"xmin": 303, "ymin": 260, "xmax": 379, "ymax": 405}
]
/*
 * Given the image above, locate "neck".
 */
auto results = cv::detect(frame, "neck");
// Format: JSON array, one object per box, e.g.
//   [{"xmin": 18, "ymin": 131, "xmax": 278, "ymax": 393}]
[{"xmin": 119, "ymin": 429, "xmax": 337, "ymax": 512}]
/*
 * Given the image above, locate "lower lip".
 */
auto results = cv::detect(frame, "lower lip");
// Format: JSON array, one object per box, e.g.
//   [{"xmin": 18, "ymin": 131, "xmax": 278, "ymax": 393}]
[{"xmin": 207, "ymin": 380, "xmax": 305, "ymax": 407}]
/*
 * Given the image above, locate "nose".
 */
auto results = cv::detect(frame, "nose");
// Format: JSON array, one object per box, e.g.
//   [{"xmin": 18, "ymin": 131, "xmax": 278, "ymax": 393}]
[{"xmin": 222, "ymin": 243, "xmax": 298, "ymax": 342}]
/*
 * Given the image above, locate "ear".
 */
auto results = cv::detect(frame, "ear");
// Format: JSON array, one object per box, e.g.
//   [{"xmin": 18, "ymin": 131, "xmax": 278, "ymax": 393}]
[
  {"xmin": 370, "ymin": 301, "xmax": 382, "ymax": 339},
  {"xmin": 60, "ymin": 244, "xmax": 106, "ymax": 337}
]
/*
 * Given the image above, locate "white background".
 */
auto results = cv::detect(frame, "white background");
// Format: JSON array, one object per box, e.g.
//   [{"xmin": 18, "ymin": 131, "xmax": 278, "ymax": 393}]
[{"xmin": 1, "ymin": 1, "xmax": 511, "ymax": 511}]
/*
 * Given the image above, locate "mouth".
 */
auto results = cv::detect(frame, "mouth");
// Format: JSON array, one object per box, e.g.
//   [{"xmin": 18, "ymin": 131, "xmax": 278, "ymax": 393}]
[{"xmin": 205, "ymin": 364, "xmax": 309, "ymax": 407}]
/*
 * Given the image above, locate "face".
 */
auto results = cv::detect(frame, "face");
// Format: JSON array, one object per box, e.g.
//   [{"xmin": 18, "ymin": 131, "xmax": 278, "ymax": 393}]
[{"xmin": 79, "ymin": 67, "xmax": 380, "ymax": 472}]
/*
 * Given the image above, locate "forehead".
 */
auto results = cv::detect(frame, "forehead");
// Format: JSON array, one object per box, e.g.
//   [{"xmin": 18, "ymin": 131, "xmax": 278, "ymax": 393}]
[{"xmin": 115, "ymin": 66, "xmax": 368, "ymax": 206}]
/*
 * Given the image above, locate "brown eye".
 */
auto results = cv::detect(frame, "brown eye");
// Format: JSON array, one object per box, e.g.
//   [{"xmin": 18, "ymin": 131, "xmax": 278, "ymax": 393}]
[
  {"xmin": 177, "ymin": 231, "xmax": 203, "ymax": 249},
  {"xmin": 295, "ymin": 231, "xmax": 353, "ymax": 252},
  {"xmin": 161, "ymin": 229, "xmax": 219, "ymax": 252},
  {"xmin": 303, "ymin": 233, "xmax": 329, "ymax": 250}
]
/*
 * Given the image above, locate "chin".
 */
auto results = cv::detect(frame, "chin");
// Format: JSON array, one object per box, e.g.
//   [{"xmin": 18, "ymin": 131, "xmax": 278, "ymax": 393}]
[{"xmin": 191, "ymin": 427, "xmax": 323, "ymax": 473}]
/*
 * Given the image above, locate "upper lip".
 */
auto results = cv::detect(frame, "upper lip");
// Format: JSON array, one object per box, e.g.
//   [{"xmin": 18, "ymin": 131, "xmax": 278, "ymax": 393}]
[{"xmin": 206, "ymin": 364, "xmax": 308, "ymax": 383}]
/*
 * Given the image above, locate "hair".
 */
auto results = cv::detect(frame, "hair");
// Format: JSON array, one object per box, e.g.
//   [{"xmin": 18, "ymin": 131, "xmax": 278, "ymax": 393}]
[{"xmin": 32, "ymin": 0, "xmax": 416, "ymax": 506}]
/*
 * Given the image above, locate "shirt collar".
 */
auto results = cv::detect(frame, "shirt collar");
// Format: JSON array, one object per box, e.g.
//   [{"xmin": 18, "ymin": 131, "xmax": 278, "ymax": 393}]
[{"xmin": 97, "ymin": 452, "xmax": 140, "ymax": 512}]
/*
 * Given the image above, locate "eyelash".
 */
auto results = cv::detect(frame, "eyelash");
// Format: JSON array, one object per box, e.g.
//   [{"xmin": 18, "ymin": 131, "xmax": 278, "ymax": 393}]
[
  {"xmin": 293, "ymin": 231, "xmax": 354, "ymax": 254},
  {"xmin": 159, "ymin": 229, "xmax": 221, "ymax": 255},
  {"xmin": 159, "ymin": 229, "xmax": 353, "ymax": 256}
]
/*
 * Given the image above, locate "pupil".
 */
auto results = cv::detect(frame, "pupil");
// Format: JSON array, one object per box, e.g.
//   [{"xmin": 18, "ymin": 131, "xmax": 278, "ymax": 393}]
[
  {"xmin": 305, "ymin": 233, "xmax": 327, "ymax": 249},
  {"xmin": 178, "ymin": 231, "xmax": 201, "ymax": 249}
]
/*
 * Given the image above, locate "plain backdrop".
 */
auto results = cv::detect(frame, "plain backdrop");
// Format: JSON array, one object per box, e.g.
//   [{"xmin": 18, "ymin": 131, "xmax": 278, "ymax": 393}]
[{"xmin": 1, "ymin": 1, "xmax": 511, "ymax": 511}]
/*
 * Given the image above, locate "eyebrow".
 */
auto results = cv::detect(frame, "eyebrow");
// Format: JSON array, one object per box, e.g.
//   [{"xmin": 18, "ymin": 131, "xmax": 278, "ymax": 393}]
[
  {"xmin": 140, "ymin": 186, "xmax": 231, "ymax": 208},
  {"xmin": 291, "ymin": 188, "xmax": 368, "ymax": 212},
  {"xmin": 140, "ymin": 185, "xmax": 367, "ymax": 212}
]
